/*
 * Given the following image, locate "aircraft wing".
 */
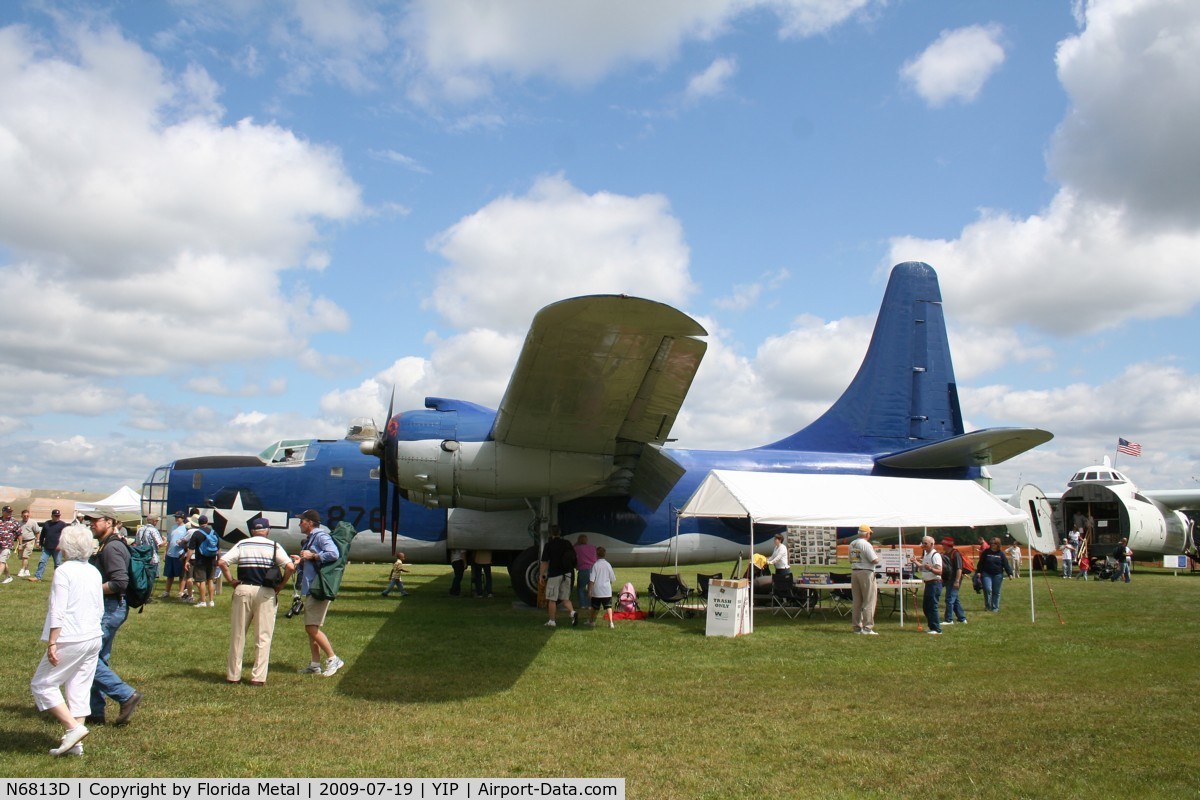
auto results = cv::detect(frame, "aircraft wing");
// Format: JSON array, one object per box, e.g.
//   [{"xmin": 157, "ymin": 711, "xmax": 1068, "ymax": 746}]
[
  {"xmin": 1141, "ymin": 489, "xmax": 1200, "ymax": 510},
  {"xmin": 875, "ymin": 427, "xmax": 1054, "ymax": 470},
  {"xmin": 491, "ymin": 295, "xmax": 708, "ymax": 455}
]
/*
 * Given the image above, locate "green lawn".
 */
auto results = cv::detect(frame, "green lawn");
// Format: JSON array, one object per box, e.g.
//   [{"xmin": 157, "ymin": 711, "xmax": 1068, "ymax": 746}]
[{"xmin": 2, "ymin": 560, "xmax": 1197, "ymax": 799}]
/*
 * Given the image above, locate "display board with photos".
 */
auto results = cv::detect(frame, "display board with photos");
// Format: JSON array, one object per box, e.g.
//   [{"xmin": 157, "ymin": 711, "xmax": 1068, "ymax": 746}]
[{"xmin": 786, "ymin": 525, "xmax": 838, "ymax": 566}]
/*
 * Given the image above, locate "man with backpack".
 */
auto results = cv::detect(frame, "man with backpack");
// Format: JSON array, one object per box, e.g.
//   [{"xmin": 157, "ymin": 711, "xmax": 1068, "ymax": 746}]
[
  {"xmin": 184, "ymin": 515, "xmax": 219, "ymax": 608},
  {"xmin": 83, "ymin": 508, "xmax": 142, "ymax": 727},
  {"xmin": 538, "ymin": 525, "xmax": 577, "ymax": 628},
  {"xmin": 292, "ymin": 509, "xmax": 344, "ymax": 677},
  {"xmin": 134, "ymin": 515, "xmax": 164, "ymax": 599},
  {"xmin": 939, "ymin": 537, "xmax": 968, "ymax": 626}
]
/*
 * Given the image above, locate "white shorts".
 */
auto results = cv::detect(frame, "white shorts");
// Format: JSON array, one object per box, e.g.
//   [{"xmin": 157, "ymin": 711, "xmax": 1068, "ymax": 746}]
[{"xmin": 543, "ymin": 574, "xmax": 572, "ymax": 602}]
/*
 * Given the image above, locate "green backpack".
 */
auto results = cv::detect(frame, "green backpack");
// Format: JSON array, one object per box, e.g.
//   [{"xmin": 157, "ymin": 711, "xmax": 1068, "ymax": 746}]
[{"xmin": 310, "ymin": 521, "xmax": 355, "ymax": 601}]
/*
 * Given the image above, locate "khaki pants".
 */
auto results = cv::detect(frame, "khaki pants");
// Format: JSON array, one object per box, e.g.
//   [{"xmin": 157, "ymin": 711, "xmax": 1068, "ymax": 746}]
[
  {"xmin": 227, "ymin": 584, "xmax": 279, "ymax": 683},
  {"xmin": 850, "ymin": 570, "xmax": 878, "ymax": 632}
]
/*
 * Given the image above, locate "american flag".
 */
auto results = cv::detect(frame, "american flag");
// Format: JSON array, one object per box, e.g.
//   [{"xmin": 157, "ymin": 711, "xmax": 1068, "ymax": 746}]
[{"xmin": 1117, "ymin": 438, "xmax": 1142, "ymax": 457}]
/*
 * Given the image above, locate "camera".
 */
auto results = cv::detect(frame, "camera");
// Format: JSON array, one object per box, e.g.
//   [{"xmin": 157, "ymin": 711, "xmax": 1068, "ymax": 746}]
[{"xmin": 285, "ymin": 595, "xmax": 304, "ymax": 619}]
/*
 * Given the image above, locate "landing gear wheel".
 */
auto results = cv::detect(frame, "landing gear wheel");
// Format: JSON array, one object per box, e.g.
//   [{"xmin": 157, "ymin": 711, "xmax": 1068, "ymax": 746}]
[{"xmin": 508, "ymin": 546, "xmax": 540, "ymax": 607}]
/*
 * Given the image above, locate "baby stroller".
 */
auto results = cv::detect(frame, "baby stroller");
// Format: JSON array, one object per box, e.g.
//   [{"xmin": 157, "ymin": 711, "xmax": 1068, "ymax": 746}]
[
  {"xmin": 616, "ymin": 582, "xmax": 640, "ymax": 613},
  {"xmin": 1095, "ymin": 556, "xmax": 1119, "ymax": 581}
]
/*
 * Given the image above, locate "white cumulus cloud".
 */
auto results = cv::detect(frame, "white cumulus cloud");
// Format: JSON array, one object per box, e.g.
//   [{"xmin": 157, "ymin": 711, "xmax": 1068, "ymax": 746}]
[{"xmin": 900, "ymin": 24, "xmax": 1006, "ymax": 107}]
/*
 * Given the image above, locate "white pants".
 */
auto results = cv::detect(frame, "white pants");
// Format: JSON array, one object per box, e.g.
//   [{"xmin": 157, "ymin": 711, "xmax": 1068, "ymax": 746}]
[{"xmin": 31, "ymin": 637, "xmax": 102, "ymax": 717}]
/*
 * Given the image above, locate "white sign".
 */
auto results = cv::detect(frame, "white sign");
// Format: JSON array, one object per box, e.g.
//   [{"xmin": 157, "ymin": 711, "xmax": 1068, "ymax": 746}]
[{"xmin": 1163, "ymin": 555, "xmax": 1188, "ymax": 569}]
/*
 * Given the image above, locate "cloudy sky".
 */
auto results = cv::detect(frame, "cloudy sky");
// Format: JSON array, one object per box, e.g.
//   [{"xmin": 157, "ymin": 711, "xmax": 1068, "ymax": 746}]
[{"xmin": 2, "ymin": 0, "xmax": 1198, "ymax": 498}]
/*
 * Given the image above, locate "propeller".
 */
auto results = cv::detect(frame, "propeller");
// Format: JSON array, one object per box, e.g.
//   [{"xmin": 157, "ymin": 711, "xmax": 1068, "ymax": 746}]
[{"xmin": 367, "ymin": 388, "xmax": 403, "ymax": 556}]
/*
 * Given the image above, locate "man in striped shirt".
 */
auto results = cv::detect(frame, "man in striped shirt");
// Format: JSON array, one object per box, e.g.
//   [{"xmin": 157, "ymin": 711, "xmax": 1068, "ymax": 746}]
[{"xmin": 217, "ymin": 518, "xmax": 294, "ymax": 686}]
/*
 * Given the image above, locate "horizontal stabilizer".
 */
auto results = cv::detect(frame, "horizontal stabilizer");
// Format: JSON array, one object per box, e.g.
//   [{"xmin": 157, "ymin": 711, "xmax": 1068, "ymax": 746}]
[{"xmin": 875, "ymin": 428, "xmax": 1053, "ymax": 470}]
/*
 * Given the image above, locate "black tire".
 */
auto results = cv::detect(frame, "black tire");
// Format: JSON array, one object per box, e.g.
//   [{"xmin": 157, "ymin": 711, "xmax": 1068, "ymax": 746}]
[{"xmin": 507, "ymin": 546, "xmax": 540, "ymax": 606}]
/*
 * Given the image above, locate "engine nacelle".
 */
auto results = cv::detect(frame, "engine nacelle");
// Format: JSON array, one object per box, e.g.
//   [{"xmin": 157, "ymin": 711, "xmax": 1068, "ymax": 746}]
[{"xmin": 391, "ymin": 439, "xmax": 615, "ymax": 509}]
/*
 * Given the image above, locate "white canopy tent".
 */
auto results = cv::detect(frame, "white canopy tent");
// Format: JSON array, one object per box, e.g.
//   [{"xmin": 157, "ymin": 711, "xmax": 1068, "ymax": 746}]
[
  {"xmin": 75, "ymin": 485, "xmax": 143, "ymax": 519},
  {"xmin": 677, "ymin": 470, "xmax": 1029, "ymax": 625}
]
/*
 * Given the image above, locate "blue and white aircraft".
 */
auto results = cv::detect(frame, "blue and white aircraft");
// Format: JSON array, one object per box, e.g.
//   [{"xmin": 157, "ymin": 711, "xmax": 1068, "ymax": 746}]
[{"xmin": 142, "ymin": 262, "xmax": 1052, "ymax": 604}]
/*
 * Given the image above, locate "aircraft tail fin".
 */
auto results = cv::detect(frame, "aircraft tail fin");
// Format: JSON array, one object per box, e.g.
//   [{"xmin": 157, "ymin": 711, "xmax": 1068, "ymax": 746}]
[{"xmin": 760, "ymin": 262, "xmax": 964, "ymax": 456}]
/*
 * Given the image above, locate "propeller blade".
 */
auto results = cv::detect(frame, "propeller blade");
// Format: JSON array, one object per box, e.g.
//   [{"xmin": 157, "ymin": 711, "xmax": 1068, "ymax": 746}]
[
  {"xmin": 377, "ymin": 387, "xmax": 396, "ymax": 541},
  {"xmin": 390, "ymin": 484, "xmax": 401, "ymax": 557}
]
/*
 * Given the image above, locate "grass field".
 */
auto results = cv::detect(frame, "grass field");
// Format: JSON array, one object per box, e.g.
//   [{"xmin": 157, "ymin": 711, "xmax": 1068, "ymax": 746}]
[{"xmin": 2, "ymin": 558, "xmax": 1198, "ymax": 798}]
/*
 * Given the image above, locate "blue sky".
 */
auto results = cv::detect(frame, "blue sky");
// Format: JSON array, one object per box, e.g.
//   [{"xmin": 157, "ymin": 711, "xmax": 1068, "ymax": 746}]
[{"xmin": 2, "ymin": 0, "xmax": 1199, "ymax": 497}]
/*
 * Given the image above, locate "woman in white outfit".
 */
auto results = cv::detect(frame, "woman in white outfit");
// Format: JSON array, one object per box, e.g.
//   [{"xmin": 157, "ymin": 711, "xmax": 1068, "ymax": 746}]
[{"xmin": 30, "ymin": 524, "xmax": 104, "ymax": 757}]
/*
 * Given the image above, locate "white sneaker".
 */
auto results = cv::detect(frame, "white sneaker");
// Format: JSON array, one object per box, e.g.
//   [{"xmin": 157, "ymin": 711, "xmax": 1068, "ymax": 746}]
[
  {"xmin": 863, "ymin": 630, "xmax": 879, "ymax": 636},
  {"xmin": 2, "ymin": 576, "xmax": 12, "ymax": 584},
  {"xmin": 298, "ymin": 662, "xmax": 322, "ymax": 674},
  {"xmin": 926, "ymin": 630, "xmax": 942, "ymax": 635},
  {"xmin": 64, "ymin": 743, "xmax": 84, "ymax": 756},
  {"xmin": 544, "ymin": 619, "xmax": 557, "ymax": 627},
  {"xmin": 208, "ymin": 600, "xmax": 216, "ymax": 607},
  {"xmin": 321, "ymin": 656, "xmax": 345, "ymax": 677},
  {"xmin": 50, "ymin": 725, "xmax": 89, "ymax": 756},
  {"xmin": 18, "ymin": 569, "xmax": 28, "ymax": 577},
  {"xmin": 608, "ymin": 622, "xmax": 615, "ymax": 629}
]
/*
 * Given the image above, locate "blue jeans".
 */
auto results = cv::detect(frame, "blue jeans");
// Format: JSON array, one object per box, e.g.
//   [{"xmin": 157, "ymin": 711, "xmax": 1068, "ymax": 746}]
[
  {"xmin": 1121, "ymin": 562, "xmax": 1131, "ymax": 582},
  {"xmin": 922, "ymin": 581, "xmax": 942, "ymax": 632},
  {"xmin": 943, "ymin": 584, "xmax": 966, "ymax": 623},
  {"xmin": 576, "ymin": 567, "xmax": 591, "ymax": 608},
  {"xmin": 33, "ymin": 548, "xmax": 62, "ymax": 579},
  {"xmin": 1062, "ymin": 561, "xmax": 1072, "ymax": 578},
  {"xmin": 981, "ymin": 573, "xmax": 1004, "ymax": 611},
  {"xmin": 90, "ymin": 595, "xmax": 136, "ymax": 717}
]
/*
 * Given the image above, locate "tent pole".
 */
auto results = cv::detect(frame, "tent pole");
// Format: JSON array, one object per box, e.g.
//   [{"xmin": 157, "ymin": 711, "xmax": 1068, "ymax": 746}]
[
  {"xmin": 749, "ymin": 519, "xmax": 755, "ymax": 623},
  {"xmin": 1028, "ymin": 540, "xmax": 1036, "ymax": 623},
  {"xmin": 898, "ymin": 527, "xmax": 904, "ymax": 628},
  {"xmin": 673, "ymin": 505, "xmax": 679, "ymax": 573}
]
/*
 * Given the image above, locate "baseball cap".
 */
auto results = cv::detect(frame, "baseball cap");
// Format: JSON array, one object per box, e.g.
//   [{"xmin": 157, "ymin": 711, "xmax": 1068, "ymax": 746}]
[
  {"xmin": 81, "ymin": 506, "xmax": 119, "ymax": 522},
  {"xmin": 51, "ymin": 509, "xmax": 61, "ymax": 517},
  {"xmin": 940, "ymin": 537, "xmax": 956, "ymax": 548},
  {"xmin": 250, "ymin": 518, "xmax": 270, "ymax": 531},
  {"xmin": 197, "ymin": 515, "xmax": 209, "ymax": 525},
  {"xmin": 858, "ymin": 524, "xmax": 872, "ymax": 533},
  {"xmin": 2, "ymin": 505, "xmax": 12, "ymax": 512}
]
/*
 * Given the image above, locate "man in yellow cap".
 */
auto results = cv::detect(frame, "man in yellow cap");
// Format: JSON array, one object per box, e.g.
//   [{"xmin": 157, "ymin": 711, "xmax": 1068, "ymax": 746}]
[{"xmin": 849, "ymin": 524, "xmax": 881, "ymax": 634}]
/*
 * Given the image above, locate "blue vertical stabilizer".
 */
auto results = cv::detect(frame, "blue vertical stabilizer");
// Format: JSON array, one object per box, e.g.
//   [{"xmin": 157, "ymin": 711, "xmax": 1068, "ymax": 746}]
[{"xmin": 760, "ymin": 261, "xmax": 964, "ymax": 455}]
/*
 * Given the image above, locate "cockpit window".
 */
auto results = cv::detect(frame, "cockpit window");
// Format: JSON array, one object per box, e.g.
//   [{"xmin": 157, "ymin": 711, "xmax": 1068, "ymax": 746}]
[
  {"xmin": 260, "ymin": 439, "xmax": 316, "ymax": 465},
  {"xmin": 1084, "ymin": 471, "xmax": 1098, "ymax": 481},
  {"xmin": 1115, "ymin": 472, "xmax": 1127, "ymax": 482},
  {"xmin": 1071, "ymin": 472, "xmax": 1084, "ymax": 482}
]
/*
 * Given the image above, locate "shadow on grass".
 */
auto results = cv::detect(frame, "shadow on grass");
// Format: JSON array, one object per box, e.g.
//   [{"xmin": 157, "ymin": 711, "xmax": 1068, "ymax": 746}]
[
  {"xmin": 335, "ymin": 572, "xmax": 547, "ymax": 705},
  {"xmin": 0, "ymin": 702, "xmax": 58, "ymax": 755}
]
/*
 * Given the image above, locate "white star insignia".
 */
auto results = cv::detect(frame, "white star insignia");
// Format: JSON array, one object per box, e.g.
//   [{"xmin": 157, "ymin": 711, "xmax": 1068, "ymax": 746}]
[{"xmin": 212, "ymin": 492, "xmax": 259, "ymax": 539}]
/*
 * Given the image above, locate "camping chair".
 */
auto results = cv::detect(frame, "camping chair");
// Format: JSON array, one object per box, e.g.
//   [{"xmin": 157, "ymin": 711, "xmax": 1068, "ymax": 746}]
[
  {"xmin": 769, "ymin": 572, "xmax": 804, "ymax": 619},
  {"xmin": 648, "ymin": 572, "xmax": 693, "ymax": 619},
  {"xmin": 695, "ymin": 572, "xmax": 722, "ymax": 610}
]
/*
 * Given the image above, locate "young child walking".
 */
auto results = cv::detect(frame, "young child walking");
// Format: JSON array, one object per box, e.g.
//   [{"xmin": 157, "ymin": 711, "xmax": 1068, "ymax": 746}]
[
  {"xmin": 587, "ymin": 547, "xmax": 617, "ymax": 629},
  {"xmin": 381, "ymin": 552, "xmax": 410, "ymax": 597}
]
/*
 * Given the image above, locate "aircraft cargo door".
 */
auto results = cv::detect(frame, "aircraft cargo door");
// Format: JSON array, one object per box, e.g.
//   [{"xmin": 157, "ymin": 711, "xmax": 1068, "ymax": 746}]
[{"xmin": 1014, "ymin": 483, "xmax": 1057, "ymax": 554}]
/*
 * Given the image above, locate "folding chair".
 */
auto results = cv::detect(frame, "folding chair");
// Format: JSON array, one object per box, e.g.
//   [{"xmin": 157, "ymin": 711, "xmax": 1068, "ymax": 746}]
[
  {"xmin": 829, "ymin": 586, "xmax": 853, "ymax": 616},
  {"xmin": 695, "ymin": 572, "xmax": 722, "ymax": 610},
  {"xmin": 648, "ymin": 572, "xmax": 693, "ymax": 619},
  {"xmin": 769, "ymin": 572, "xmax": 803, "ymax": 618}
]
